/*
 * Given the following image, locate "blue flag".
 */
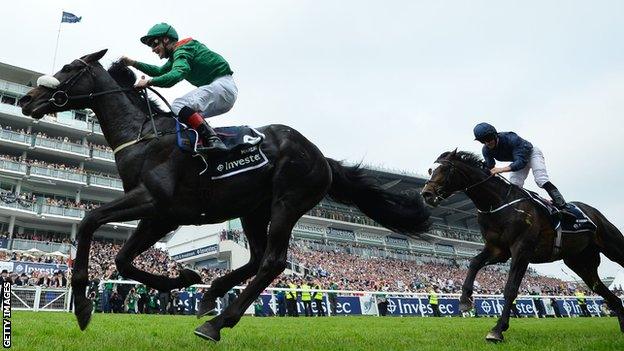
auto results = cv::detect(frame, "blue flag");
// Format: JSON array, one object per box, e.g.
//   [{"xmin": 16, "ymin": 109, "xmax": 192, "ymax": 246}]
[{"xmin": 61, "ymin": 11, "xmax": 82, "ymax": 23}]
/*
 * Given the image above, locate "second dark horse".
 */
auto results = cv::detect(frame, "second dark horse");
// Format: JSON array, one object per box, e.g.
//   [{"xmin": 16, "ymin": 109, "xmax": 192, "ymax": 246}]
[{"xmin": 422, "ymin": 150, "xmax": 624, "ymax": 342}]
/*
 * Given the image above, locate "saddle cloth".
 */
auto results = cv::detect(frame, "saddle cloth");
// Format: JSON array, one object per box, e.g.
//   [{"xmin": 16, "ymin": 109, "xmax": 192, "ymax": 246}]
[
  {"xmin": 523, "ymin": 189, "xmax": 597, "ymax": 233},
  {"xmin": 176, "ymin": 122, "xmax": 269, "ymax": 180}
]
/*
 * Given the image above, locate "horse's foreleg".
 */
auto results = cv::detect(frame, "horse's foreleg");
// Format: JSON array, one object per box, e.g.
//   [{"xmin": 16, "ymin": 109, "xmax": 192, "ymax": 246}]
[
  {"xmin": 72, "ymin": 185, "xmax": 155, "ymax": 330},
  {"xmin": 460, "ymin": 247, "xmax": 496, "ymax": 312},
  {"xmin": 487, "ymin": 250, "xmax": 529, "ymax": 342},
  {"xmin": 114, "ymin": 219, "xmax": 193, "ymax": 292}
]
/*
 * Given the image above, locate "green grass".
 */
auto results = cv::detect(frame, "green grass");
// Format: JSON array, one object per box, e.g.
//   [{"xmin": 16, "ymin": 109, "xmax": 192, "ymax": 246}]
[{"xmin": 10, "ymin": 311, "xmax": 624, "ymax": 351}]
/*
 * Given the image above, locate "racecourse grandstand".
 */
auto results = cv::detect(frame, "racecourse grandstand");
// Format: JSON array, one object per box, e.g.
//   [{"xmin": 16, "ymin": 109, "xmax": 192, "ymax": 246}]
[{"xmin": 0, "ymin": 59, "xmax": 599, "ymax": 314}]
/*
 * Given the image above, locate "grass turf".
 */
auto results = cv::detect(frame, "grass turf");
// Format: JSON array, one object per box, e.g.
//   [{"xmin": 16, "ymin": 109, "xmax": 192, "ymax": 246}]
[{"xmin": 10, "ymin": 311, "xmax": 624, "ymax": 351}]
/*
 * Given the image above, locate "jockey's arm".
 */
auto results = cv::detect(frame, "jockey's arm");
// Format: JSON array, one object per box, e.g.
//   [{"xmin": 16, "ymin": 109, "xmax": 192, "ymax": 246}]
[
  {"xmin": 482, "ymin": 146, "xmax": 496, "ymax": 170},
  {"xmin": 132, "ymin": 59, "xmax": 172, "ymax": 78},
  {"xmin": 146, "ymin": 52, "xmax": 191, "ymax": 88},
  {"xmin": 508, "ymin": 133, "xmax": 532, "ymax": 172}
]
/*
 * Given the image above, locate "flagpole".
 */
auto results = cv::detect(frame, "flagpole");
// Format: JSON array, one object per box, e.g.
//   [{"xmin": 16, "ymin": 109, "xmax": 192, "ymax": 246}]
[{"xmin": 52, "ymin": 13, "xmax": 63, "ymax": 73}]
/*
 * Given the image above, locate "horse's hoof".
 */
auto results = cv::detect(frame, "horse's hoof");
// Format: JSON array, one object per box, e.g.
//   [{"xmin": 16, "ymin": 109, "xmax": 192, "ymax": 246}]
[
  {"xmin": 180, "ymin": 268, "xmax": 203, "ymax": 286},
  {"xmin": 485, "ymin": 331, "xmax": 504, "ymax": 343},
  {"xmin": 459, "ymin": 298, "xmax": 473, "ymax": 313},
  {"xmin": 196, "ymin": 296, "xmax": 217, "ymax": 319},
  {"xmin": 194, "ymin": 322, "xmax": 220, "ymax": 342},
  {"xmin": 618, "ymin": 315, "xmax": 624, "ymax": 333},
  {"xmin": 74, "ymin": 300, "xmax": 93, "ymax": 331}
]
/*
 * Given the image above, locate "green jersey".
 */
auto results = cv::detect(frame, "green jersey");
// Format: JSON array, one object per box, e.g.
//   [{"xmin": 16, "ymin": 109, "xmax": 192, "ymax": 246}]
[{"xmin": 134, "ymin": 38, "xmax": 233, "ymax": 88}]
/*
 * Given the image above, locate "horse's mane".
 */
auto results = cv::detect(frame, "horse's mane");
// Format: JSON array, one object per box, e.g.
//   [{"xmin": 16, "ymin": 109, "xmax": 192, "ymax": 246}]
[
  {"xmin": 438, "ymin": 150, "xmax": 489, "ymax": 172},
  {"xmin": 107, "ymin": 60, "xmax": 169, "ymax": 116}
]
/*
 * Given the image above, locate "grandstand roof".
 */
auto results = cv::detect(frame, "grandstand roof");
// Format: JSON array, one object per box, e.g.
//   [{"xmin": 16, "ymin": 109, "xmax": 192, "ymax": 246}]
[
  {"xmin": 0, "ymin": 62, "xmax": 41, "ymax": 86},
  {"xmin": 363, "ymin": 167, "xmax": 479, "ymax": 232}
]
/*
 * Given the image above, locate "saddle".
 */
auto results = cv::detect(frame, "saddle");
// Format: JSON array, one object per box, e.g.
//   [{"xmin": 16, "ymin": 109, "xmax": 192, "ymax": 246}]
[
  {"xmin": 176, "ymin": 121, "xmax": 269, "ymax": 180},
  {"xmin": 522, "ymin": 189, "xmax": 597, "ymax": 256},
  {"xmin": 522, "ymin": 189, "xmax": 596, "ymax": 233}
]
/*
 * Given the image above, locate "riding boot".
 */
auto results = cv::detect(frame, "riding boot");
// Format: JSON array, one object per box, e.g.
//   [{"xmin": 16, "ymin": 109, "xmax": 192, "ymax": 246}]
[
  {"xmin": 542, "ymin": 182, "xmax": 574, "ymax": 218},
  {"xmin": 177, "ymin": 106, "xmax": 227, "ymax": 155},
  {"xmin": 195, "ymin": 119, "xmax": 228, "ymax": 155}
]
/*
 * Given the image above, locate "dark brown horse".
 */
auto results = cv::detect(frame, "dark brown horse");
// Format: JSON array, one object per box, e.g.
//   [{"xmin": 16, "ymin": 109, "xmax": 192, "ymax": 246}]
[
  {"xmin": 18, "ymin": 50, "xmax": 431, "ymax": 341},
  {"xmin": 421, "ymin": 150, "xmax": 624, "ymax": 342}
]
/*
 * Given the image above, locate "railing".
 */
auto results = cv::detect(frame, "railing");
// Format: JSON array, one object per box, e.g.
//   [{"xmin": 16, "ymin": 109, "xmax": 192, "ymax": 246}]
[
  {"xmin": 0, "ymin": 198, "xmax": 37, "ymax": 212},
  {"xmin": 10, "ymin": 238, "xmax": 73, "ymax": 253},
  {"xmin": 92, "ymin": 123, "xmax": 102, "ymax": 134},
  {"xmin": 29, "ymin": 165, "xmax": 88, "ymax": 184},
  {"xmin": 89, "ymin": 174, "xmax": 123, "ymax": 190},
  {"xmin": 39, "ymin": 204, "xmax": 85, "ymax": 218},
  {"xmin": 0, "ymin": 78, "xmax": 31, "ymax": 95},
  {"xmin": 0, "ymin": 129, "xmax": 33, "ymax": 145},
  {"xmin": 11, "ymin": 286, "xmax": 70, "ymax": 312},
  {"xmin": 51, "ymin": 281, "xmax": 613, "ymax": 319},
  {"xmin": 34, "ymin": 137, "xmax": 89, "ymax": 156},
  {"xmin": 0, "ymin": 159, "xmax": 27, "ymax": 174},
  {"xmin": 91, "ymin": 148, "xmax": 114, "ymax": 161}
]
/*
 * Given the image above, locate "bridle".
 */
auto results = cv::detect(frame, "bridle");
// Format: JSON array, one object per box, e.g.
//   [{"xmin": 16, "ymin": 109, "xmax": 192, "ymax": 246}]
[
  {"xmin": 425, "ymin": 158, "xmax": 528, "ymax": 213},
  {"xmin": 40, "ymin": 58, "xmax": 133, "ymax": 107},
  {"xmin": 38, "ymin": 58, "xmax": 174, "ymax": 155},
  {"xmin": 424, "ymin": 159, "xmax": 494, "ymax": 203}
]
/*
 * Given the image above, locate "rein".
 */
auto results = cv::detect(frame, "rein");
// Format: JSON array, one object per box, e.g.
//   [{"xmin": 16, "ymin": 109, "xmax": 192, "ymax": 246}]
[
  {"xmin": 428, "ymin": 159, "xmax": 528, "ymax": 213},
  {"xmin": 39, "ymin": 59, "xmax": 179, "ymax": 156}
]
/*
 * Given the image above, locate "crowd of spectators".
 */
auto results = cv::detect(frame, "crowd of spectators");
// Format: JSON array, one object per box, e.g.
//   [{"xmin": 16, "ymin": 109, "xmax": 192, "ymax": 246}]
[
  {"xmin": 307, "ymin": 203, "xmax": 378, "ymax": 227},
  {"xmin": 11, "ymin": 231, "xmax": 72, "ymax": 244},
  {"xmin": 3, "ymin": 227, "xmax": 622, "ymax": 315},
  {"xmin": 0, "ymin": 249, "xmax": 66, "ymax": 265},
  {"xmin": 431, "ymin": 226, "xmax": 483, "ymax": 243},
  {"xmin": 25, "ymin": 158, "xmax": 84, "ymax": 174},
  {"xmin": 285, "ymin": 239, "xmax": 577, "ymax": 296},
  {"xmin": 88, "ymin": 142, "xmax": 112, "ymax": 152},
  {"xmin": 0, "ymin": 226, "xmax": 607, "ymax": 299},
  {"xmin": 0, "ymin": 153, "xmax": 21, "ymax": 163},
  {"xmin": 0, "ymin": 124, "xmax": 30, "ymax": 135},
  {"xmin": 43, "ymin": 197, "xmax": 101, "ymax": 211},
  {"xmin": 34, "ymin": 132, "xmax": 83, "ymax": 145}
]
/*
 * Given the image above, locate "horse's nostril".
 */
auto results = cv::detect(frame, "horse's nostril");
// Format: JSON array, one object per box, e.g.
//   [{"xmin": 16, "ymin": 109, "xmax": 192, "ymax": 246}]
[{"xmin": 18, "ymin": 95, "xmax": 32, "ymax": 107}]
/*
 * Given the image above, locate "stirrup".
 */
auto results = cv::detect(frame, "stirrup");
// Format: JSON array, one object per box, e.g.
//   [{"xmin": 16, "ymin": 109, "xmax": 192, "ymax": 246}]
[{"xmin": 196, "ymin": 138, "xmax": 227, "ymax": 155}]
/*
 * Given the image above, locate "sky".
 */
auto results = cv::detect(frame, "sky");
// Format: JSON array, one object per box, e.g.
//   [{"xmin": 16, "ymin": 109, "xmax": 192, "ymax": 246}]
[{"xmin": 2, "ymin": 1, "xmax": 623, "ymax": 280}]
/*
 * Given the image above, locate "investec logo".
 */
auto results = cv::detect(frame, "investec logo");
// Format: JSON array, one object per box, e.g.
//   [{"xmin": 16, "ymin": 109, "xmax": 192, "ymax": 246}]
[
  {"xmin": 387, "ymin": 298, "xmax": 428, "ymax": 314},
  {"xmin": 480, "ymin": 299, "xmax": 503, "ymax": 315},
  {"xmin": 216, "ymin": 153, "xmax": 262, "ymax": 173}
]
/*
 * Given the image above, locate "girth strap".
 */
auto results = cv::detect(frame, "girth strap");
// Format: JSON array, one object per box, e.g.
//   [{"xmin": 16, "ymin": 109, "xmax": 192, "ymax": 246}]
[{"xmin": 112, "ymin": 132, "xmax": 157, "ymax": 155}]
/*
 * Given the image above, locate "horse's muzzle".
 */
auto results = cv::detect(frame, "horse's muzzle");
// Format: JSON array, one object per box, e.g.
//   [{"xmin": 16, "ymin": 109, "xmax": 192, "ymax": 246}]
[{"xmin": 421, "ymin": 190, "xmax": 439, "ymax": 206}]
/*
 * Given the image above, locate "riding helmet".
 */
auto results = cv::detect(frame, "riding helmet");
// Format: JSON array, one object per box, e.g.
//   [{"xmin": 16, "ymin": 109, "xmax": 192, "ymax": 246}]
[
  {"xmin": 140, "ymin": 23, "xmax": 179, "ymax": 45},
  {"xmin": 473, "ymin": 122, "xmax": 498, "ymax": 142}
]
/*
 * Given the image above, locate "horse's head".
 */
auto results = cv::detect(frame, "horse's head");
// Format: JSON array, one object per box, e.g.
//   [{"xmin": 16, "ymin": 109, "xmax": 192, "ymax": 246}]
[
  {"xmin": 421, "ymin": 149, "xmax": 488, "ymax": 207},
  {"xmin": 19, "ymin": 49, "xmax": 108, "ymax": 119}
]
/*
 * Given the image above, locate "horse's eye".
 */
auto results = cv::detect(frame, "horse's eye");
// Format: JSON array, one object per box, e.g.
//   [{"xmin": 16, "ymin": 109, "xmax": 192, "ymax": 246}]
[{"xmin": 61, "ymin": 65, "xmax": 71, "ymax": 72}]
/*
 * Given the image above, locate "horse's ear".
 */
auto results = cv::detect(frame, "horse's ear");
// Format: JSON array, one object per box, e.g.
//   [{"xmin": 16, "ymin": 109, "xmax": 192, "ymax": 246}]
[
  {"xmin": 83, "ymin": 49, "xmax": 108, "ymax": 63},
  {"xmin": 450, "ymin": 148, "xmax": 458, "ymax": 157}
]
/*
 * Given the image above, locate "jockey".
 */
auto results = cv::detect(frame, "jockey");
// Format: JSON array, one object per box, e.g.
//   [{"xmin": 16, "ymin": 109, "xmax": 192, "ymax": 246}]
[
  {"xmin": 121, "ymin": 23, "xmax": 236, "ymax": 155},
  {"xmin": 473, "ymin": 122, "xmax": 570, "ymax": 211}
]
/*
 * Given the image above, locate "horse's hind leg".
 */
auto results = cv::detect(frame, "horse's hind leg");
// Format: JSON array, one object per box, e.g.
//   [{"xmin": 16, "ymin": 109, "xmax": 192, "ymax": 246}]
[
  {"xmin": 114, "ymin": 219, "xmax": 199, "ymax": 292},
  {"xmin": 197, "ymin": 203, "xmax": 270, "ymax": 317},
  {"xmin": 194, "ymin": 156, "xmax": 331, "ymax": 341},
  {"xmin": 564, "ymin": 248, "xmax": 624, "ymax": 332},
  {"xmin": 595, "ymin": 216, "xmax": 624, "ymax": 269}
]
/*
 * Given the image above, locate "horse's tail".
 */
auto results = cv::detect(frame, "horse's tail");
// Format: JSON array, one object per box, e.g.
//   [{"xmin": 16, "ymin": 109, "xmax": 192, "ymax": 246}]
[{"xmin": 325, "ymin": 158, "xmax": 431, "ymax": 236}]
